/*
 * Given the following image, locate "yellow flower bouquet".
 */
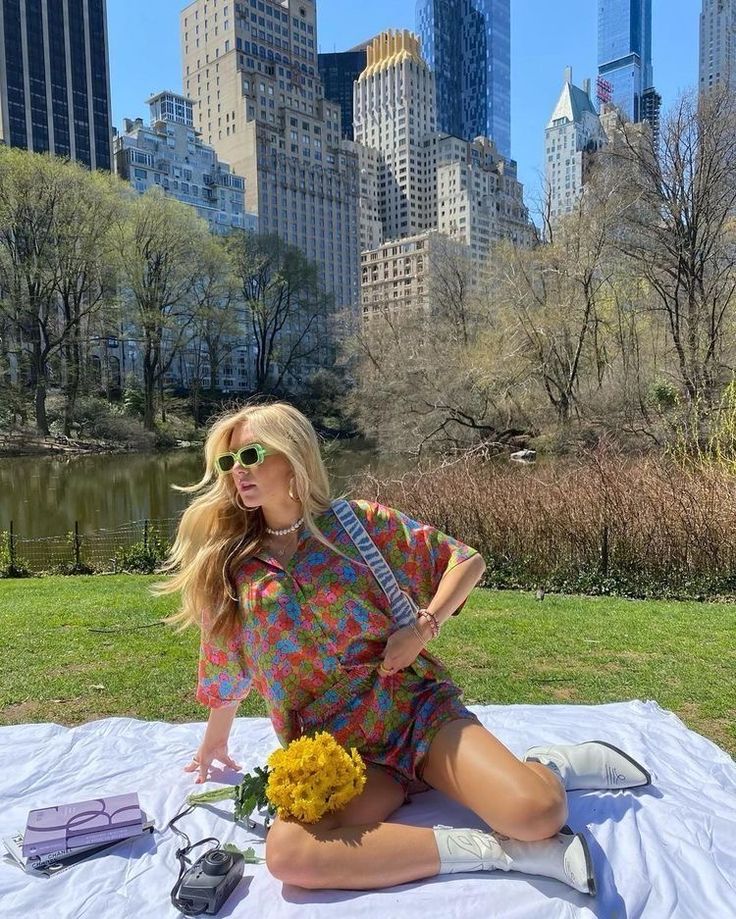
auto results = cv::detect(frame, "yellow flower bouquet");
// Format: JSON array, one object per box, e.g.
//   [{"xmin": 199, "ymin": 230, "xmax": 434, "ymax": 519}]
[{"xmin": 187, "ymin": 731, "xmax": 367, "ymax": 825}]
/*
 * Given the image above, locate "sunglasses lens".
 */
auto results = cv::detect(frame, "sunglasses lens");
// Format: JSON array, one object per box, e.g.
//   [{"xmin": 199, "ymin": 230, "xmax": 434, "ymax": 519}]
[
  {"xmin": 216, "ymin": 454, "xmax": 235, "ymax": 473},
  {"xmin": 238, "ymin": 447, "xmax": 260, "ymax": 467}
]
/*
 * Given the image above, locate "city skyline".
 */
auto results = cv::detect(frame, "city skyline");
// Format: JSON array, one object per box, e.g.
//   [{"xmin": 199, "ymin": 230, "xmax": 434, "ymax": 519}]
[
  {"xmin": 107, "ymin": 0, "xmax": 696, "ymax": 216},
  {"xmin": 179, "ymin": 0, "xmax": 361, "ymax": 337}
]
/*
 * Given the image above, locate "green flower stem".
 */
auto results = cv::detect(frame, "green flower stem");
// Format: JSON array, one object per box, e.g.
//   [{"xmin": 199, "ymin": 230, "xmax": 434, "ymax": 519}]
[
  {"xmin": 186, "ymin": 766, "xmax": 274, "ymax": 824},
  {"xmin": 186, "ymin": 786, "xmax": 238, "ymax": 807}
]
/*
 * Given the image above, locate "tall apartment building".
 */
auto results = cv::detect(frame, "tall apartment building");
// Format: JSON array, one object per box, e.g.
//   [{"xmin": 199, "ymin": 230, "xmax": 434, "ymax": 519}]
[
  {"xmin": 700, "ymin": 0, "xmax": 736, "ymax": 92},
  {"xmin": 114, "ymin": 91, "xmax": 256, "ymax": 234},
  {"xmin": 361, "ymin": 231, "xmax": 444, "ymax": 317},
  {"xmin": 416, "ymin": 0, "xmax": 511, "ymax": 160},
  {"xmin": 354, "ymin": 30, "xmax": 530, "ymax": 315},
  {"xmin": 318, "ymin": 44, "xmax": 368, "ymax": 141},
  {"xmin": 0, "ymin": 0, "xmax": 113, "ymax": 169},
  {"xmin": 342, "ymin": 138, "xmax": 383, "ymax": 252},
  {"xmin": 426, "ymin": 133, "xmax": 532, "ymax": 254},
  {"xmin": 545, "ymin": 67, "xmax": 607, "ymax": 225},
  {"xmin": 354, "ymin": 30, "xmax": 437, "ymax": 241},
  {"xmin": 180, "ymin": 0, "xmax": 360, "ymax": 317},
  {"xmin": 597, "ymin": 0, "xmax": 660, "ymax": 140}
]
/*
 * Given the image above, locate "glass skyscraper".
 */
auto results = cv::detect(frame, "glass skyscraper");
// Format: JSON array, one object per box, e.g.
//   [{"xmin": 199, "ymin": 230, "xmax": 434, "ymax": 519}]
[
  {"xmin": 416, "ymin": 0, "xmax": 511, "ymax": 160},
  {"xmin": 0, "ymin": 0, "xmax": 112, "ymax": 170},
  {"xmin": 318, "ymin": 45, "xmax": 368, "ymax": 141},
  {"xmin": 598, "ymin": 0, "xmax": 658, "ymax": 128}
]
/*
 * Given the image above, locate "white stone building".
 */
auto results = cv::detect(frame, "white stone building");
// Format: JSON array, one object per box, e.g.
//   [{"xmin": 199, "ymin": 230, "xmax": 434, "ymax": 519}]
[
  {"xmin": 545, "ymin": 67, "xmax": 607, "ymax": 226},
  {"xmin": 114, "ymin": 91, "xmax": 255, "ymax": 233},
  {"xmin": 353, "ymin": 30, "xmax": 437, "ymax": 240},
  {"xmin": 360, "ymin": 232, "xmax": 438, "ymax": 317},
  {"xmin": 342, "ymin": 139, "xmax": 383, "ymax": 253},
  {"xmin": 353, "ymin": 29, "xmax": 531, "ymax": 312},
  {"xmin": 428, "ymin": 134, "xmax": 534, "ymax": 257}
]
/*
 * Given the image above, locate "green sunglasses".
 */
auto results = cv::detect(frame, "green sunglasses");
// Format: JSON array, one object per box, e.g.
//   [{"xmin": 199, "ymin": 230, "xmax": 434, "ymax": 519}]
[{"xmin": 215, "ymin": 443, "xmax": 272, "ymax": 474}]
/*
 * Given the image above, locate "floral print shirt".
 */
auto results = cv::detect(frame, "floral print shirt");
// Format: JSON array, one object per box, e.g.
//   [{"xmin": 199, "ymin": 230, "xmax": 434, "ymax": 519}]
[{"xmin": 196, "ymin": 499, "xmax": 479, "ymax": 746}]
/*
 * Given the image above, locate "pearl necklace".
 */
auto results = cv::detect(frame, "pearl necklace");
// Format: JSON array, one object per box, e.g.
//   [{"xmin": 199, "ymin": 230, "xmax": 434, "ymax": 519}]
[{"xmin": 264, "ymin": 517, "xmax": 304, "ymax": 537}]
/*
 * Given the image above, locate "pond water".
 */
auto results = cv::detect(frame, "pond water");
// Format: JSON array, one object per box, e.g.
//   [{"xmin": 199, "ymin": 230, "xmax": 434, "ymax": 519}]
[{"xmin": 0, "ymin": 441, "xmax": 401, "ymax": 540}]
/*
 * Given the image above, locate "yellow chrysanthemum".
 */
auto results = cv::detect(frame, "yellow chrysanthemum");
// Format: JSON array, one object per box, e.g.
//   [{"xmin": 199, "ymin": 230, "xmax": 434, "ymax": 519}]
[{"xmin": 265, "ymin": 731, "xmax": 367, "ymax": 824}]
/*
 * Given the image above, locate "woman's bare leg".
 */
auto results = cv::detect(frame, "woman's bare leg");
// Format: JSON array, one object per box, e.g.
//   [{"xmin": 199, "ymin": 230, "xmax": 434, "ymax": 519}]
[
  {"xmin": 267, "ymin": 721, "xmax": 567, "ymax": 890},
  {"xmin": 266, "ymin": 765, "xmax": 441, "ymax": 889},
  {"xmin": 420, "ymin": 718, "xmax": 567, "ymax": 841}
]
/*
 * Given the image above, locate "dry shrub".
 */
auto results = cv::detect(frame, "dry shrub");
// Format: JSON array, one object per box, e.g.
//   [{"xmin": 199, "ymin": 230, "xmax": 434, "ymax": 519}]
[{"xmin": 350, "ymin": 447, "xmax": 736, "ymax": 598}]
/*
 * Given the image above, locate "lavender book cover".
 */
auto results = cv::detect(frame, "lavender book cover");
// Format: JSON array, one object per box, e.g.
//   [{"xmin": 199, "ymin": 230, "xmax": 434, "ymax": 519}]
[{"xmin": 22, "ymin": 793, "xmax": 142, "ymax": 858}]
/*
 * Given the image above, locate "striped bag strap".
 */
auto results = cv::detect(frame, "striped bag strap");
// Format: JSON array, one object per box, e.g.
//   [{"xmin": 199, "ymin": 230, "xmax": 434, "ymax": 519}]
[{"xmin": 331, "ymin": 498, "xmax": 417, "ymax": 628}]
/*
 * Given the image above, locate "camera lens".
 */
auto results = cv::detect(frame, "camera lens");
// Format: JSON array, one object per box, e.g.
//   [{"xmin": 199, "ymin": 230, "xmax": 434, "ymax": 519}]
[{"xmin": 203, "ymin": 850, "xmax": 232, "ymax": 876}]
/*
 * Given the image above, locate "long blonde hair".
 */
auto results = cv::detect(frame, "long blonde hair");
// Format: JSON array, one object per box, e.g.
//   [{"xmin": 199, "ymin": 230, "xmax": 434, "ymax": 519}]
[{"xmin": 157, "ymin": 400, "xmax": 355, "ymax": 637}]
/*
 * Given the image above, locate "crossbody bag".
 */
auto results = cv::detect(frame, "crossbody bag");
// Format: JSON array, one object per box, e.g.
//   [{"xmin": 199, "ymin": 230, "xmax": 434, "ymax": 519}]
[{"xmin": 330, "ymin": 498, "xmax": 419, "ymax": 628}]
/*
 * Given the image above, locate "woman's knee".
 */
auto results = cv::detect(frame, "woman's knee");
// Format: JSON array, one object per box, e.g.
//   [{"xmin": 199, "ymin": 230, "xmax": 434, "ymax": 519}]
[
  {"xmin": 423, "ymin": 719, "xmax": 567, "ymax": 841},
  {"xmin": 501, "ymin": 781, "xmax": 568, "ymax": 841},
  {"xmin": 265, "ymin": 820, "xmax": 313, "ymax": 886},
  {"xmin": 265, "ymin": 817, "xmax": 336, "ymax": 888}
]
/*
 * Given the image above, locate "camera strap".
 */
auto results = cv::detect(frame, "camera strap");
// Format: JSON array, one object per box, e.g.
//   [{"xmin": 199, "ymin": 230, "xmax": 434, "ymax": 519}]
[{"xmin": 167, "ymin": 804, "xmax": 222, "ymax": 916}]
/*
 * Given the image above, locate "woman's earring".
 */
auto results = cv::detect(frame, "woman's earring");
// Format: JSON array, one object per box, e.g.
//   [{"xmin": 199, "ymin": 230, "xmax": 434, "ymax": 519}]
[
  {"xmin": 232, "ymin": 492, "xmax": 247, "ymax": 512},
  {"xmin": 288, "ymin": 477, "xmax": 298, "ymax": 502}
]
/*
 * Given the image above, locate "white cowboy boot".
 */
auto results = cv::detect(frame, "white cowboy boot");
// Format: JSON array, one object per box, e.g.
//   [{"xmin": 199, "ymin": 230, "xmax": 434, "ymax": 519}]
[
  {"xmin": 433, "ymin": 825, "xmax": 596, "ymax": 895},
  {"xmin": 524, "ymin": 741, "xmax": 651, "ymax": 791}
]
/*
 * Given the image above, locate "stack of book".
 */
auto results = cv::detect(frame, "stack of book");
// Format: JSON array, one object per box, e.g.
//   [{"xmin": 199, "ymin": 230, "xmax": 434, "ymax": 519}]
[{"xmin": 2, "ymin": 793, "xmax": 154, "ymax": 877}]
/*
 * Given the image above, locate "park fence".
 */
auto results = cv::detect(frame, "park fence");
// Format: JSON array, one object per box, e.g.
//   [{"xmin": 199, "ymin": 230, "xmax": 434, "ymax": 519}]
[{"xmin": 1, "ymin": 518, "xmax": 179, "ymax": 575}]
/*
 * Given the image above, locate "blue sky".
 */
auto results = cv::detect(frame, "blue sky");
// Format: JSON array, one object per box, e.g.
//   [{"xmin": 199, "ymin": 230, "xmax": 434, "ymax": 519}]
[{"xmin": 108, "ymin": 0, "xmax": 698, "ymax": 206}]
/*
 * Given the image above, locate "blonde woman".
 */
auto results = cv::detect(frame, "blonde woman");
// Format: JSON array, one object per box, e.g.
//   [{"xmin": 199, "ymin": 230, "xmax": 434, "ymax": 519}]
[{"xmin": 161, "ymin": 401, "xmax": 650, "ymax": 896}]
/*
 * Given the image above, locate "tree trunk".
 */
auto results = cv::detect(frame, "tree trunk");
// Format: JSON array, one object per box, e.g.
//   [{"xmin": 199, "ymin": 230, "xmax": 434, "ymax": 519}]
[
  {"xmin": 159, "ymin": 374, "xmax": 166, "ymax": 424},
  {"xmin": 143, "ymin": 349, "xmax": 156, "ymax": 432},
  {"xmin": 207, "ymin": 340, "xmax": 220, "ymax": 395},
  {"xmin": 35, "ymin": 379, "xmax": 49, "ymax": 435},
  {"xmin": 30, "ymin": 336, "xmax": 50, "ymax": 435},
  {"xmin": 191, "ymin": 380, "xmax": 201, "ymax": 425},
  {"xmin": 62, "ymin": 335, "xmax": 81, "ymax": 438}
]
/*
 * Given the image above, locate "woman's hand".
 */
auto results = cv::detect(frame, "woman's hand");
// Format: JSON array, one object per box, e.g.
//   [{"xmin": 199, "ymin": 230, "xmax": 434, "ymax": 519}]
[
  {"xmin": 184, "ymin": 739, "xmax": 242, "ymax": 784},
  {"xmin": 379, "ymin": 619, "xmax": 433, "ymax": 675},
  {"xmin": 185, "ymin": 700, "xmax": 243, "ymax": 783}
]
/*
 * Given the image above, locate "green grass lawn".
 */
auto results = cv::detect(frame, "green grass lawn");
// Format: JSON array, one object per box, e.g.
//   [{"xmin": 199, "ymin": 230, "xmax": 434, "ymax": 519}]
[{"xmin": 1, "ymin": 576, "xmax": 734, "ymax": 756}]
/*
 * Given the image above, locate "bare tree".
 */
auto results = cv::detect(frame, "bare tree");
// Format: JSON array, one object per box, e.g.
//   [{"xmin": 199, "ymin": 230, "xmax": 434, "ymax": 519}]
[
  {"xmin": 115, "ymin": 187, "xmax": 211, "ymax": 430},
  {"xmin": 601, "ymin": 88, "xmax": 736, "ymax": 428},
  {"xmin": 426, "ymin": 235, "xmax": 480, "ymax": 348},
  {"xmin": 493, "ymin": 195, "xmax": 615, "ymax": 426},
  {"xmin": 227, "ymin": 231, "xmax": 330, "ymax": 392},
  {"xmin": 0, "ymin": 148, "xmax": 121, "ymax": 435},
  {"xmin": 346, "ymin": 239, "xmax": 533, "ymax": 455}
]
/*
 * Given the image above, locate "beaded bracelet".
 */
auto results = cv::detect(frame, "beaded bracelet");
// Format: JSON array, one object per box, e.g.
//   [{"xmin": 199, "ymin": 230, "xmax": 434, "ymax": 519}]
[
  {"xmin": 418, "ymin": 609, "xmax": 440, "ymax": 640},
  {"xmin": 410, "ymin": 619, "xmax": 427, "ymax": 644}
]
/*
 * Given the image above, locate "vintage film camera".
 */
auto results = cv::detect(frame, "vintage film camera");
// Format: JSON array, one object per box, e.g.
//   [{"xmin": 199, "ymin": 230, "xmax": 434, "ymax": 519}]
[{"xmin": 176, "ymin": 848, "xmax": 245, "ymax": 915}]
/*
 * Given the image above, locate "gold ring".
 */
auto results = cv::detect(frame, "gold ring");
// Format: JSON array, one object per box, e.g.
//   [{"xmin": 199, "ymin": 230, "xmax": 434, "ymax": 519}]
[{"xmin": 378, "ymin": 663, "xmax": 393, "ymax": 675}]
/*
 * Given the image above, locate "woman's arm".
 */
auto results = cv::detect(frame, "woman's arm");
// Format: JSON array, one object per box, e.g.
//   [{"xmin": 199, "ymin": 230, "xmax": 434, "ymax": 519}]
[
  {"xmin": 381, "ymin": 554, "xmax": 486, "ymax": 671},
  {"xmin": 191, "ymin": 596, "xmax": 255, "ymax": 781},
  {"xmin": 423, "ymin": 553, "xmax": 487, "ymax": 629},
  {"xmin": 185, "ymin": 698, "xmax": 247, "ymax": 783},
  {"xmin": 204, "ymin": 698, "xmax": 244, "ymax": 741}
]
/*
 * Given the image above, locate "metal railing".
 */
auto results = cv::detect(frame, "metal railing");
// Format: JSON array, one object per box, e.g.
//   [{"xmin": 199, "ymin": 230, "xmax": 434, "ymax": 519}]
[{"xmin": 2, "ymin": 518, "xmax": 179, "ymax": 575}]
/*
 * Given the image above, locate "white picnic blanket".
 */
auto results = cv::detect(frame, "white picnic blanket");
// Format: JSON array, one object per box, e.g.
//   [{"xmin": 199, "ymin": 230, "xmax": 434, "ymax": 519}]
[{"xmin": 1, "ymin": 701, "xmax": 735, "ymax": 919}]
